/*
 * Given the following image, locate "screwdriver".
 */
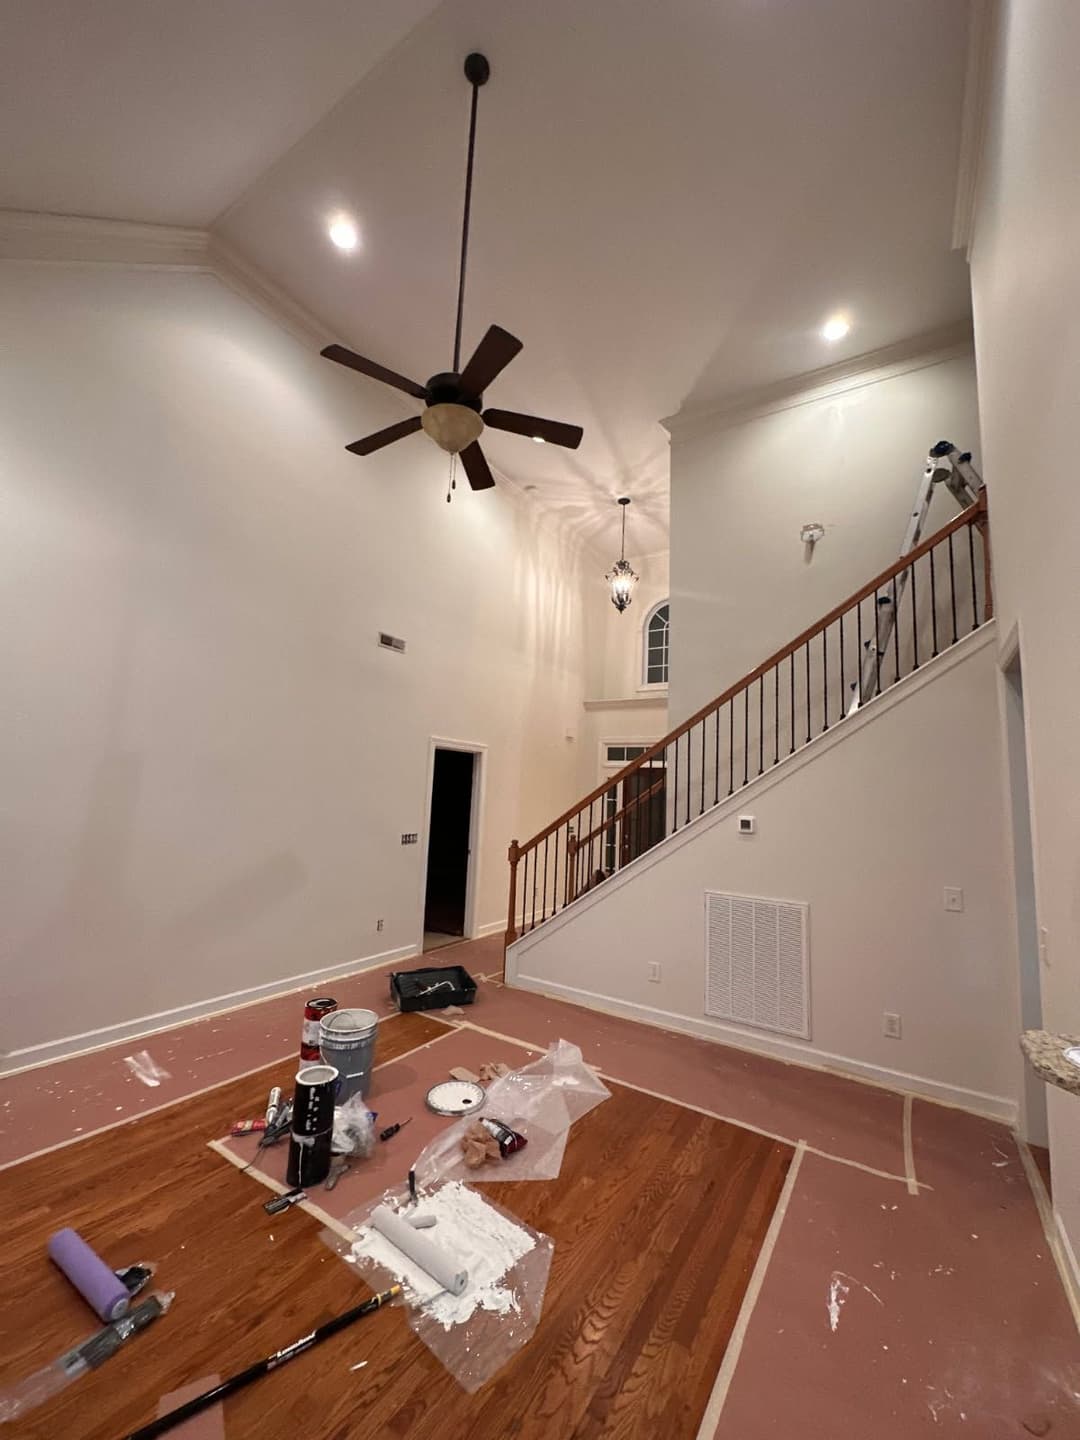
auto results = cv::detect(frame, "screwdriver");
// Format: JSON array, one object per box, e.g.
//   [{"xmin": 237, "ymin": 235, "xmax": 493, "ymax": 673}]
[{"xmin": 379, "ymin": 1119, "xmax": 412, "ymax": 1142}]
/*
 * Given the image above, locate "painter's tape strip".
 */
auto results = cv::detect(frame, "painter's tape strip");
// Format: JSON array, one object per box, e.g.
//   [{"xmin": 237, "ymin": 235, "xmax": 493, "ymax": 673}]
[
  {"xmin": 695, "ymin": 1142, "xmax": 806, "ymax": 1438},
  {"xmin": 902, "ymin": 1094, "xmax": 919, "ymax": 1196}
]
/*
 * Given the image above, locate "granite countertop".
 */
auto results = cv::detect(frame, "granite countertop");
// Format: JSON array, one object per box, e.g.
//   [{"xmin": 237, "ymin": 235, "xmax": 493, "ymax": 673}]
[{"xmin": 1020, "ymin": 1029, "xmax": 1080, "ymax": 1096}]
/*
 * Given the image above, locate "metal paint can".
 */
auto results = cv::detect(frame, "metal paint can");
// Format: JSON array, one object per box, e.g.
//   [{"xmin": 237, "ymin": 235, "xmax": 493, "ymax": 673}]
[
  {"xmin": 286, "ymin": 1063, "xmax": 338, "ymax": 1188},
  {"xmin": 318, "ymin": 1007, "xmax": 379, "ymax": 1104},
  {"xmin": 300, "ymin": 996, "xmax": 337, "ymax": 1062}
]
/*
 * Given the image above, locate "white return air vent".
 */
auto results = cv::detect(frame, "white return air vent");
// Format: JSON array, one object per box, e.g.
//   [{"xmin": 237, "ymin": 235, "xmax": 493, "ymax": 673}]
[
  {"xmin": 705, "ymin": 891, "xmax": 810, "ymax": 1039},
  {"xmin": 378, "ymin": 632, "xmax": 406, "ymax": 653}
]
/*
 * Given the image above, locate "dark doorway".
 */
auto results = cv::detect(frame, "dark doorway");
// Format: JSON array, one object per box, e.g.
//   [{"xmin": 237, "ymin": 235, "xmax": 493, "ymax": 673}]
[
  {"xmin": 620, "ymin": 768, "xmax": 667, "ymax": 868},
  {"xmin": 423, "ymin": 748, "xmax": 475, "ymax": 951}
]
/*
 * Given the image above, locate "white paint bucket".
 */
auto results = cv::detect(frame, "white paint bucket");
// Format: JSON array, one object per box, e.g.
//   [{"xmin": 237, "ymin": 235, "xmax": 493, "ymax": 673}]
[{"xmin": 319, "ymin": 1007, "xmax": 378, "ymax": 1103}]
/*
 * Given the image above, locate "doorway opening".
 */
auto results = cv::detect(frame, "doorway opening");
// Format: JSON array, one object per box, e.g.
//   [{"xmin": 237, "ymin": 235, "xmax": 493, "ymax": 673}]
[
  {"xmin": 423, "ymin": 746, "xmax": 478, "ymax": 954},
  {"xmin": 1003, "ymin": 648, "xmax": 1047, "ymax": 1149}
]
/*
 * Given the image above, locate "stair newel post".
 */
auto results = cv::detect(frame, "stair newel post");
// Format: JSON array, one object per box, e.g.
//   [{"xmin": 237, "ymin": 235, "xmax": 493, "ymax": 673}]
[
  {"xmin": 505, "ymin": 839, "xmax": 520, "ymax": 955},
  {"xmin": 976, "ymin": 491, "xmax": 993, "ymax": 621}
]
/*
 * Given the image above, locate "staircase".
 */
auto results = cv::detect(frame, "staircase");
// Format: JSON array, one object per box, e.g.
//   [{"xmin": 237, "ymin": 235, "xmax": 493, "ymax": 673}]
[{"xmin": 505, "ymin": 492, "xmax": 991, "ymax": 948}]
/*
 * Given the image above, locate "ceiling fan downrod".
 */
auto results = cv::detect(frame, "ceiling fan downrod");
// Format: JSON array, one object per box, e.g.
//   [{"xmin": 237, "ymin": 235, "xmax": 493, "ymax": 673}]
[{"xmin": 453, "ymin": 52, "xmax": 490, "ymax": 374}]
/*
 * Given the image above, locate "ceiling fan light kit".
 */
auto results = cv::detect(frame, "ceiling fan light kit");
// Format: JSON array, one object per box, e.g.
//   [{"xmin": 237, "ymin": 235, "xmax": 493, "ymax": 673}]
[{"xmin": 320, "ymin": 52, "xmax": 583, "ymax": 493}]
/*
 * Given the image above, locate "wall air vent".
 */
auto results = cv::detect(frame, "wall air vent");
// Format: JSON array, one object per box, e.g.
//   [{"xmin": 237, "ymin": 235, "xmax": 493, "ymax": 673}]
[
  {"xmin": 378, "ymin": 632, "xmax": 406, "ymax": 653},
  {"xmin": 704, "ymin": 891, "xmax": 810, "ymax": 1039}
]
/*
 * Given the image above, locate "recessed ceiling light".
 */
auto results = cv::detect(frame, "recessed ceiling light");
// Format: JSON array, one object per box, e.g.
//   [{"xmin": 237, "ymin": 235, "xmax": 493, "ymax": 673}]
[
  {"xmin": 327, "ymin": 216, "xmax": 359, "ymax": 251},
  {"xmin": 822, "ymin": 314, "xmax": 850, "ymax": 342},
  {"xmin": 532, "ymin": 435, "xmax": 545, "ymax": 444}
]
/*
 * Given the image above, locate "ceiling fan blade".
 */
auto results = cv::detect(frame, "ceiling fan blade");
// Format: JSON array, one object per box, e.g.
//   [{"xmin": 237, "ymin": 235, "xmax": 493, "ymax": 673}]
[
  {"xmin": 459, "ymin": 441, "xmax": 496, "ymax": 491},
  {"xmin": 482, "ymin": 409, "xmax": 584, "ymax": 450},
  {"xmin": 345, "ymin": 415, "xmax": 423, "ymax": 456},
  {"xmin": 321, "ymin": 344, "xmax": 427, "ymax": 401},
  {"xmin": 458, "ymin": 325, "xmax": 523, "ymax": 398}
]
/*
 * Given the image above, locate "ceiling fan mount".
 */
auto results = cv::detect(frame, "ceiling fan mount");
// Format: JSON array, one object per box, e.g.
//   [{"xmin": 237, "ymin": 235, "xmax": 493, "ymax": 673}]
[{"xmin": 320, "ymin": 51, "xmax": 583, "ymax": 492}]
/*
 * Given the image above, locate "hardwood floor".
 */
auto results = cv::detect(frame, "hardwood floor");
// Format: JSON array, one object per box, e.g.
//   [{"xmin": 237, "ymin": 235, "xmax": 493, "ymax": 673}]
[{"xmin": 0, "ymin": 1012, "xmax": 791, "ymax": 1440}]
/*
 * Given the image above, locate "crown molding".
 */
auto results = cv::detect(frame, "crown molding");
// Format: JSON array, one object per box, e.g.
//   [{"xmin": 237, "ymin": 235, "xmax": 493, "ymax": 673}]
[
  {"xmin": 661, "ymin": 321, "xmax": 975, "ymax": 445},
  {"xmin": 0, "ymin": 209, "xmax": 210, "ymax": 267},
  {"xmin": 951, "ymin": 0, "xmax": 999, "ymax": 256}
]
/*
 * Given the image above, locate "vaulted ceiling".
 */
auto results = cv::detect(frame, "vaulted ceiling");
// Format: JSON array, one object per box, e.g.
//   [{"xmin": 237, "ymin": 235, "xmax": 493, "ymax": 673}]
[{"xmin": 0, "ymin": 0, "xmax": 974, "ymax": 555}]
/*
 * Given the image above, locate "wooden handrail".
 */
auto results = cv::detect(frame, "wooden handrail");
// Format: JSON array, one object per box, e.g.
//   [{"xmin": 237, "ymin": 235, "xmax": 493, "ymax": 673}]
[{"xmin": 516, "ymin": 492, "xmax": 987, "ymax": 855}]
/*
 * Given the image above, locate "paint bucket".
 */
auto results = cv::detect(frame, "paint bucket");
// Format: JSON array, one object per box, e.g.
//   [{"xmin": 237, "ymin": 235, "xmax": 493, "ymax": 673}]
[
  {"xmin": 300, "ymin": 996, "xmax": 338, "ymax": 1062},
  {"xmin": 286, "ymin": 1064, "xmax": 338, "ymax": 1188},
  {"xmin": 319, "ymin": 1008, "xmax": 379, "ymax": 1104}
]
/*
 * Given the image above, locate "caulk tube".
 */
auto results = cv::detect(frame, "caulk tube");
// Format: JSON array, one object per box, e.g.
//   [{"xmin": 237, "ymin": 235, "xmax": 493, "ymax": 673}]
[{"xmin": 286, "ymin": 1065, "xmax": 337, "ymax": 1188}]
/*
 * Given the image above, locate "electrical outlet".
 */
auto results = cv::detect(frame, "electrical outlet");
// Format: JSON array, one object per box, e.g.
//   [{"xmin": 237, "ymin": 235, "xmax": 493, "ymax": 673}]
[
  {"xmin": 883, "ymin": 1012, "xmax": 902, "ymax": 1039},
  {"xmin": 376, "ymin": 918, "xmax": 384, "ymax": 932},
  {"xmin": 943, "ymin": 887, "xmax": 964, "ymax": 913},
  {"xmin": 648, "ymin": 961, "xmax": 661, "ymax": 983}
]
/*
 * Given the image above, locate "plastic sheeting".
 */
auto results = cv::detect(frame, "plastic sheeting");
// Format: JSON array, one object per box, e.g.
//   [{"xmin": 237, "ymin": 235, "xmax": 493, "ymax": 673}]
[
  {"xmin": 412, "ymin": 1038, "xmax": 610, "ymax": 1187},
  {"xmin": 325, "ymin": 1181, "xmax": 553, "ymax": 1392}
]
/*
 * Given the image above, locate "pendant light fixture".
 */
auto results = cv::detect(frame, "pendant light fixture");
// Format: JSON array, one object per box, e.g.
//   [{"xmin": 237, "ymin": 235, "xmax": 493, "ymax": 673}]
[{"xmin": 606, "ymin": 497, "xmax": 639, "ymax": 613}]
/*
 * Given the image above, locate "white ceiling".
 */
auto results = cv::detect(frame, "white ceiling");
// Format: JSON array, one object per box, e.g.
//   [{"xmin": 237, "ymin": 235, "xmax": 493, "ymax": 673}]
[
  {"xmin": 0, "ymin": 0, "xmax": 440, "ymax": 225},
  {"xmin": 1, "ymin": 0, "xmax": 974, "ymax": 557}
]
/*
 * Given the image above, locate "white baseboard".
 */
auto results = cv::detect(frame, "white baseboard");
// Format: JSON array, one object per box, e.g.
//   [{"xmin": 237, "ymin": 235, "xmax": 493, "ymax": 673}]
[
  {"xmin": 475, "ymin": 920, "xmax": 507, "ymax": 939},
  {"xmin": 0, "ymin": 943, "xmax": 416, "ymax": 1077},
  {"xmin": 1055, "ymin": 1210, "xmax": 1080, "ymax": 1329},
  {"xmin": 512, "ymin": 972, "xmax": 1018, "ymax": 1125}
]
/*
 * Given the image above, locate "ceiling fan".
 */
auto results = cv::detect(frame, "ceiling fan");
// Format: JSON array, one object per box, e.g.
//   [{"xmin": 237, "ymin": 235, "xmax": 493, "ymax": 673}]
[{"xmin": 321, "ymin": 52, "xmax": 583, "ymax": 493}]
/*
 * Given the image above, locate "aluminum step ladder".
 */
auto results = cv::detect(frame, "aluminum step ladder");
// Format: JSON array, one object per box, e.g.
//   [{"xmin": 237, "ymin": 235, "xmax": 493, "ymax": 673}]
[{"xmin": 847, "ymin": 441, "xmax": 983, "ymax": 714}]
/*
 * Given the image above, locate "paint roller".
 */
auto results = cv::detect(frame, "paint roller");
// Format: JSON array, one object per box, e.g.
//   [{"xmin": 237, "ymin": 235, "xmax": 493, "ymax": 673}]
[
  {"xmin": 369, "ymin": 1205, "xmax": 468, "ymax": 1296},
  {"xmin": 47, "ymin": 1228, "xmax": 151, "ymax": 1323}
]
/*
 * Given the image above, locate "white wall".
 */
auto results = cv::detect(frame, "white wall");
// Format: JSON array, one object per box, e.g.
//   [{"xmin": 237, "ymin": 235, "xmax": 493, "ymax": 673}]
[
  {"xmin": 968, "ymin": 0, "xmax": 1080, "ymax": 1254},
  {"xmin": 666, "ymin": 349, "xmax": 980, "ymax": 724},
  {"xmin": 0, "ymin": 262, "xmax": 590, "ymax": 1061},
  {"xmin": 509, "ymin": 630, "xmax": 1021, "ymax": 1116}
]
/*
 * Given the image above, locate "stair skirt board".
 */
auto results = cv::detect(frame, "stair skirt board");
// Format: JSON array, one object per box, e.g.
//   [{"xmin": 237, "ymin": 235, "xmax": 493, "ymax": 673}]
[{"xmin": 508, "ymin": 972, "xmax": 1017, "ymax": 1125}]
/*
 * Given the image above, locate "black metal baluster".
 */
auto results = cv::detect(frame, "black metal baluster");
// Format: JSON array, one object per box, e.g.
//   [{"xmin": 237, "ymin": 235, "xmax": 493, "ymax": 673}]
[
  {"xmin": 789, "ymin": 652, "xmax": 796, "ymax": 753},
  {"xmin": 729, "ymin": 701, "xmax": 735, "ymax": 795},
  {"xmin": 892, "ymin": 575, "xmax": 900, "ymax": 684},
  {"xmin": 522, "ymin": 849, "xmax": 529, "ymax": 932},
  {"xmin": 700, "ymin": 719, "xmax": 706, "ymax": 817},
  {"xmin": 929, "ymin": 545, "xmax": 939, "ymax": 656},
  {"xmin": 822, "ymin": 628, "xmax": 829, "ymax": 731},
  {"xmin": 743, "ymin": 686, "xmax": 749, "ymax": 786},
  {"xmin": 774, "ymin": 665, "xmax": 779, "ymax": 765},
  {"xmin": 542, "ymin": 837, "xmax": 549, "ymax": 924},
  {"xmin": 673, "ymin": 734, "xmax": 680, "ymax": 833},
  {"xmin": 948, "ymin": 533, "xmax": 958, "ymax": 643},
  {"xmin": 839, "ymin": 612, "xmax": 845, "ymax": 718},
  {"xmin": 685, "ymin": 731, "xmax": 691, "ymax": 827},
  {"xmin": 911, "ymin": 559, "xmax": 919, "ymax": 668},
  {"xmin": 857, "ymin": 600, "xmax": 864, "ymax": 706},
  {"xmin": 874, "ymin": 591, "xmax": 882, "ymax": 696},
  {"xmin": 714, "ymin": 704, "xmax": 720, "ymax": 806},
  {"xmin": 553, "ymin": 829, "xmax": 560, "ymax": 914},
  {"xmin": 530, "ymin": 837, "xmax": 538, "ymax": 930},
  {"xmin": 805, "ymin": 642, "xmax": 811, "ymax": 744},
  {"xmin": 758, "ymin": 676, "xmax": 764, "ymax": 774},
  {"xmin": 967, "ymin": 521, "xmax": 978, "ymax": 630}
]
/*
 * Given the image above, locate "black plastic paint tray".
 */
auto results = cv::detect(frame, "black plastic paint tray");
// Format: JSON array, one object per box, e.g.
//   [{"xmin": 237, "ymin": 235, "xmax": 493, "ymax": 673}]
[{"xmin": 390, "ymin": 964, "xmax": 478, "ymax": 1012}]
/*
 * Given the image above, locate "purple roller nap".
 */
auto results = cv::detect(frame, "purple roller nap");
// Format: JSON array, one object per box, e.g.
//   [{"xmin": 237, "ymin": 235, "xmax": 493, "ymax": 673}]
[{"xmin": 48, "ymin": 1227, "xmax": 130, "ymax": 1322}]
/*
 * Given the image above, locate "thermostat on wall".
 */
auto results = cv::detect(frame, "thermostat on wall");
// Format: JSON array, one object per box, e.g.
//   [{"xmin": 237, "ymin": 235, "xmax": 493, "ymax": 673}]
[{"xmin": 738, "ymin": 815, "xmax": 756, "ymax": 835}]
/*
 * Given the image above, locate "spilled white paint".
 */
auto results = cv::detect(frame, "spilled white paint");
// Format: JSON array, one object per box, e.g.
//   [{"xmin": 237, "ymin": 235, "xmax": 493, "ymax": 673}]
[
  {"xmin": 827, "ymin": 1270, "xmax": 884, "ymax": 1333},
  {"xmin": 122, "ymin": 1050, "xmax": 171, "ymax": 1087}
]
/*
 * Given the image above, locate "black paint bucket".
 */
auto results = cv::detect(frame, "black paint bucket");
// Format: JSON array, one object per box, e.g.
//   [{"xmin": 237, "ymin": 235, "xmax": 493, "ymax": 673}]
[{"xmin": 286, "ymin": 1063, "xmax": 338, "ymax": 1188}]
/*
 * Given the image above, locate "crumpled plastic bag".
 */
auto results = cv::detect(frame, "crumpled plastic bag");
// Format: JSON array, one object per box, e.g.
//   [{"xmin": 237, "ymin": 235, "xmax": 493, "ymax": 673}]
[
  {"xmin": 332, "ymin": 1094, "xmax": 377, "ymax": 1157},
  {"xmin": 412, "ymin": 1038, "xmax": 609, "ymax": 1186}
]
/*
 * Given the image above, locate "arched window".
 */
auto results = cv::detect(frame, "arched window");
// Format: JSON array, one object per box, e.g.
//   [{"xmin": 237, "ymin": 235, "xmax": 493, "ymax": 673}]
[{"xmin": 643, "ymin": 600, "xmax": 669, "ymax": 686}]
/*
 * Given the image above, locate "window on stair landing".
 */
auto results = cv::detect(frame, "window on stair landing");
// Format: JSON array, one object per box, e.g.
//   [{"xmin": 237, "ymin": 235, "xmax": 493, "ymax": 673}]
[{"xmin": 643, "ymin": 600, "xmax": 669, "ymax": 687}]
